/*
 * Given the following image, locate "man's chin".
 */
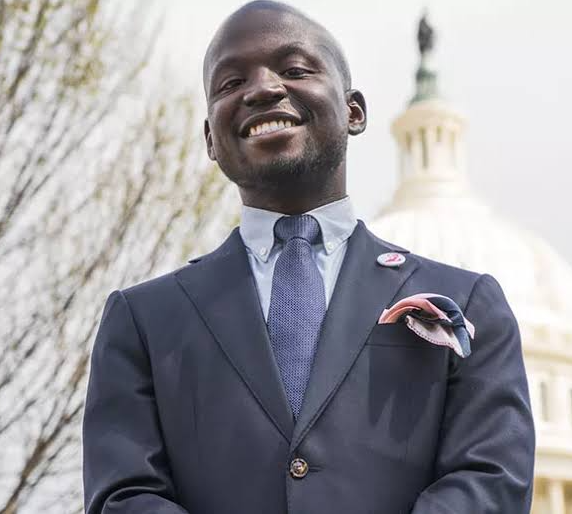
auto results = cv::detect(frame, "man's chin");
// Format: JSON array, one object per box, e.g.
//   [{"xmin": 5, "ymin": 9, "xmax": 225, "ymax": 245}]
[
  {"xmin": 242, "ymin": 157, "xmax": 320, "ymax": 188},
  {"xmin": 219, "ymin": 136, "xmax": 345, "ymax": 190}
]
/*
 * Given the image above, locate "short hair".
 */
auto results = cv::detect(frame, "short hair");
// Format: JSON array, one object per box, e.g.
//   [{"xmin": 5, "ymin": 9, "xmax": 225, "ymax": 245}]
[{"xmin": 204, "ymin": 0, "xmax": 352, "ymax": 91}]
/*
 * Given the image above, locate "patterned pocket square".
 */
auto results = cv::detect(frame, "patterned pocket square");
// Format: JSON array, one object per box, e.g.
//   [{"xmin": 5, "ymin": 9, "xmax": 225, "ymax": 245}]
[{"xmin": 378, "ymin": 293, "xmax": 475, "ymax": 358}]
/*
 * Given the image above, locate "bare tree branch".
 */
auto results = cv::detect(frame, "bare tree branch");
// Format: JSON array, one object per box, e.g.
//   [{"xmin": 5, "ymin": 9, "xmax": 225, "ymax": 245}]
[{"xmin": 0, "ymin": 1, "xmax": 234, "ymax": 512}]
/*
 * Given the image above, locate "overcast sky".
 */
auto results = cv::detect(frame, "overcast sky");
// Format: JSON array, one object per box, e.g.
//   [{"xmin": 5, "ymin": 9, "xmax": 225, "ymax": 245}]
[{"xmin": 153, "ymin": 0, "xmax": 572, "ymax": 263}]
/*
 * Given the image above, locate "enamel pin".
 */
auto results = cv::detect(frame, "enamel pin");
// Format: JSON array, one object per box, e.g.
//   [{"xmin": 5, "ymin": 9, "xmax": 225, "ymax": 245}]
[{"xmin": 377, "ymin": 252, "xmax": 406, "ymax": 267}]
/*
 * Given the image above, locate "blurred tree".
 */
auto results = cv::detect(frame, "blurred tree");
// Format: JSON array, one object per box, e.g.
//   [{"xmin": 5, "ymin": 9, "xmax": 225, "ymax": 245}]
[{"xmin": 0, "ymin": 1, "xmax": 235, "ymax": 512}]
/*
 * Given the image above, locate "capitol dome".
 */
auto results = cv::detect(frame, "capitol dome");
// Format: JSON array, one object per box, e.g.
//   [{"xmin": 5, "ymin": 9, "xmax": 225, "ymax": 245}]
[{"xmin": 368, "ymin": 15, "xmax": 572, "ymax": 514}]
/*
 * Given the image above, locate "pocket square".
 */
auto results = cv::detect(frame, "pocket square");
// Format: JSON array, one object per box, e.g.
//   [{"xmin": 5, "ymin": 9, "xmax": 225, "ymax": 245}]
[{"xmin": 378, "ymin": 293, "xmax": 475, "ymax": 358}]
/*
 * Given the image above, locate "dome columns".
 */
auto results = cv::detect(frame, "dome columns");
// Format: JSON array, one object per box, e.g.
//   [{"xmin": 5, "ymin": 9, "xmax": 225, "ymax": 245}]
[{"xmin": 392, "ymin": 102, "xmax": 467, "ymax": 181}]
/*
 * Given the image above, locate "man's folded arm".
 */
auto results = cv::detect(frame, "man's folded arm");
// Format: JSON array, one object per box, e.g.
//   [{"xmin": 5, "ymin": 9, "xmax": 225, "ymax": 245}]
[
  {"xmin": 83, "ymin": 290, "xmax": 189, "ymax": 514},
  {"xmin": 411, "ymin": 274, "xmax": 535, "ymax": 514}
]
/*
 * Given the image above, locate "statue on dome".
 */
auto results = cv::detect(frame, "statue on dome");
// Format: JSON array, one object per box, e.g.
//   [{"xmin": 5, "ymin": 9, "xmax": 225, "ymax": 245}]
[
  {"xmin": 417, "ymin": 13, "xmax": 434, "ymax": 55},
  {"xmin": 411, "ymin": 10, "xmax": 438, "ymax": 104}
]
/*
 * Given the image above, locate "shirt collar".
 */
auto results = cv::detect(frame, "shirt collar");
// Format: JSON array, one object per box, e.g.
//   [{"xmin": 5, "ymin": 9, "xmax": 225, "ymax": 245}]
[{"xmin": 239, "ymin": 196, "xmax": 358, "ymax": 263}]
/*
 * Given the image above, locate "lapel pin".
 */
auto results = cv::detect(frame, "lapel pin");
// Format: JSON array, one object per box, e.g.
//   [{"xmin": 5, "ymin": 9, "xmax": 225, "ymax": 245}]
[{"xmin": 377, "ymin": 252, "xmax": 406, "ymax": 268}]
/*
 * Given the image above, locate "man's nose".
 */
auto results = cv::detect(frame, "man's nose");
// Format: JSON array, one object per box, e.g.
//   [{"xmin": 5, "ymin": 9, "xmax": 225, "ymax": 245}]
[{"xmin": 243, "ymin": 69, "xmax": 287, "ymax": 107}]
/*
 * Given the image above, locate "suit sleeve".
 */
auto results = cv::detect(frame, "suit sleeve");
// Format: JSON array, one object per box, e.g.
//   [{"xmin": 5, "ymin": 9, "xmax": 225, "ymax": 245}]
[
  {"xmin": 411, "ymin": 274, "xmax": 535, "ymax": 514},
  {"xmin": 83, "ymin": 290, "xmax": 189, "ymax": 514}
]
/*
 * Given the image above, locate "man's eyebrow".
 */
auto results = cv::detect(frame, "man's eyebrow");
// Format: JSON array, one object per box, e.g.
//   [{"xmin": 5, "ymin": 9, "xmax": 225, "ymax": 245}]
[{"xmin": 271, "ymin": 42, "xmax": 321, "ymax": 63}]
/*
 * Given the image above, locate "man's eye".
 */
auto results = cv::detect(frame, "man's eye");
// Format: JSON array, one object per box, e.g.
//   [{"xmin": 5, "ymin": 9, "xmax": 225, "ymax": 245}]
[
  {"xmin": 220, "ymin": 79, "xmax": 243, "ymax": 91},
  {"xmin": 283, "ymin": 67, "xmax": 311, "ymax": 78}
]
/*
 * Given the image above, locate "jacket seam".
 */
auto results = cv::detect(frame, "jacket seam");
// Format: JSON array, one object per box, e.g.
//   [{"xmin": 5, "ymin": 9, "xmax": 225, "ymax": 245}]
[
  {"xmin": 118, "ymin": 289, "xmax": 150, "ymax": 355},
  {"xmin": 464, "ymin": 272, "xmax": 486, "ymax": 315}
]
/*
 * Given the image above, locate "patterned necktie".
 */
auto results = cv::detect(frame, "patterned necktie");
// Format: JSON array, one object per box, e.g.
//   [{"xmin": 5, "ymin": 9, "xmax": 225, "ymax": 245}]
[{"xmin": 267, "ymin": 214, "xmax": 327, "ymax": 419}]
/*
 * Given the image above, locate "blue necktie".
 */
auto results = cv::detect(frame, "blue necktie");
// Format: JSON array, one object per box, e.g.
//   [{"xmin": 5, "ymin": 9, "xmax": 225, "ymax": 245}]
[{"xmin": 267, "ymin": 215, "xmax": 327, "ymax": 419}]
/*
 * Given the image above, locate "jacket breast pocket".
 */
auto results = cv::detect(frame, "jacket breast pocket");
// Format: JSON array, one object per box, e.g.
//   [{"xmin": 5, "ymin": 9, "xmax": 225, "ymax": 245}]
[
  {"xmin": 366, "ymin": 321, "xmax": 430, "ymax": 348},
  {"xmin": 364, "ymin": 322, "xmax": 449, "ymax": 384}
]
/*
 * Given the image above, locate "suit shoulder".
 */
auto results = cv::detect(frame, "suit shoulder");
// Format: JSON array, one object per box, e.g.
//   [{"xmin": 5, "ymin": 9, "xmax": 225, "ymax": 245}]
[
  {"xmin": 412, "ymin": 252, "xmax": 480, "ymax": 282},
  {"xmin": 117, "ymin": 228, "xmax": 241, "ymax": 304},
  {"xmin": 404, "ymin": 254, "xmax": 498, "ymax": 316},
  {"xmin": 119, "ymin": 265, "xmax": 187, "ymax": 301}
]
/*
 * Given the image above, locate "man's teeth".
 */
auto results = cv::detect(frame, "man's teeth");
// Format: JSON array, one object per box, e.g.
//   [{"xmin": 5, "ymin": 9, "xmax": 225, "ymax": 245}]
[{"xmin": 248, "ymin": 120, "xmax": 294, "ymax": 137}]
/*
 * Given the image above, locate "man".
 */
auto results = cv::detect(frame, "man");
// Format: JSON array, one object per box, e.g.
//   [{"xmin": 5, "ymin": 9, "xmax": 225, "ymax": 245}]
[{"xmin": 82, "ymin": 2, "xmax": 535, "ymax": 513}]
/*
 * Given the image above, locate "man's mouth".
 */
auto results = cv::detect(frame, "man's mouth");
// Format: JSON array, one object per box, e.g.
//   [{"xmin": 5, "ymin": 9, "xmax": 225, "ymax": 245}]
[
  {"xmin": 240, "ymin": 112, "xmax": 303, "ymax": 139},
  {"xmin": 248, "ymin": 120, "xmax": 297, "ymax": 137}
]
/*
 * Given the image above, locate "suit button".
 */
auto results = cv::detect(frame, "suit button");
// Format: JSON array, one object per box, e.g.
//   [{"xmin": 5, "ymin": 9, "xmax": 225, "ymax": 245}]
[{"xmin": 289, "ymin": 458, "xmax": 309, "ymax": 478}]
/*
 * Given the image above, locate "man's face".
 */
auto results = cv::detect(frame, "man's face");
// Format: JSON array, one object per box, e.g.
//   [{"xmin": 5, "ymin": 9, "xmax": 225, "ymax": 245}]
[{"xmin": 204, "ymin": 9, "xmax": 358, "ymax": 191}]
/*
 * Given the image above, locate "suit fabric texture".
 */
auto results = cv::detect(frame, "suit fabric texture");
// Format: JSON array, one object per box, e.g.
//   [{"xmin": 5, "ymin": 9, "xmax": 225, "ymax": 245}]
[{"xmin": 82, "ymin": 219, "xmax": 535, "ymax": 514}]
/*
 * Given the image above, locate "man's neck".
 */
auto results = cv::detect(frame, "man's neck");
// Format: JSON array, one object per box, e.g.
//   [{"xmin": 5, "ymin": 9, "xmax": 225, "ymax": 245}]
[{"xmin": 240, "ymin": 190, "xmax": 347, "ymax": 215}]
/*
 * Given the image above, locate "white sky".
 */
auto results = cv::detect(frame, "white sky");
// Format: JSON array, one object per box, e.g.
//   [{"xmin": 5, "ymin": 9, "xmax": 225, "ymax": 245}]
[{"xmin": 153, "ymin": 0, "xmax": 572, "ymax": 262}]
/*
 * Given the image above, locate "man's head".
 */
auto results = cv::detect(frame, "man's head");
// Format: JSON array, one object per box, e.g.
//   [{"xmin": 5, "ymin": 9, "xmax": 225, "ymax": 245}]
[{"xmin": 203, "ymin": 1, "xmax": 367, "ymax": 211}]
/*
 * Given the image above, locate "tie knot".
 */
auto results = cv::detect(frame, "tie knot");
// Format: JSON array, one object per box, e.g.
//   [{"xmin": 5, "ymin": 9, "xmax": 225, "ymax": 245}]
[{"xmin": 274, "ymin": 215, "xmax": 322, "ymax": 245}]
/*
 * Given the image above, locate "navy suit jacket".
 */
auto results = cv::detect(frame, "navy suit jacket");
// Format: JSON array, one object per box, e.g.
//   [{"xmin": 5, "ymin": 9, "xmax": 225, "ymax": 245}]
[{"xmin": 83, "ymin": 220, "xmax": 535, "ymax": 513}]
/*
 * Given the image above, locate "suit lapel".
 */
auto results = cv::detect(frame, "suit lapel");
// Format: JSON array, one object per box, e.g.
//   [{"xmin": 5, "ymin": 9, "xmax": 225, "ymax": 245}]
[
  {"xmin": 175, "ymin": 228, "xmax": 294, "ymax": 442},
  {"xmin": 290, "ymin": 220, "xmax": 420, "ymax": 451},
  {"xmin": 174, "ymin": 221, "xmax": 420, "ymax": 450}
]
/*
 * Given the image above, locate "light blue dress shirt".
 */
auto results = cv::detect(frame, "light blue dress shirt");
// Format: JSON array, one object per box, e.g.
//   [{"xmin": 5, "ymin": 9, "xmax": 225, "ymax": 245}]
[{"xmin": 239, "ymin": 196, "xmax": 358, "ymax": 322}]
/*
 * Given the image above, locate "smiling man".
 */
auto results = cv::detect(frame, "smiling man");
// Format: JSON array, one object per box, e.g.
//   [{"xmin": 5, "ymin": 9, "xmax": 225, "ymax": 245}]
[
  {"xmin": 83, "ymin": 2, "xmax": 535, "ymax": 513},
  {"xmin": 202, "ymin": 2, "xmax": 364, "ymax": 215}
]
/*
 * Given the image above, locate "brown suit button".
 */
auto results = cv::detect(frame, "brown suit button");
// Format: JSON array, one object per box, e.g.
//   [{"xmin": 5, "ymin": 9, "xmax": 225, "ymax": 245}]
[{"xmin": 290, "ymin": 458, "xmax": 309, "ymax": 478}]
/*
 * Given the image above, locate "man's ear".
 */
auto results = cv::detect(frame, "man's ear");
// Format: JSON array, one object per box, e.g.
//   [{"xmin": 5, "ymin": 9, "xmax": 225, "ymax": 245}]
[
  {"xmin": 204, "ymin": 118, "xmax": 217, "ymax": 161},
  {"xmin": 346, "ymin": 89, "xmax": 367, "ymax": 136}
]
